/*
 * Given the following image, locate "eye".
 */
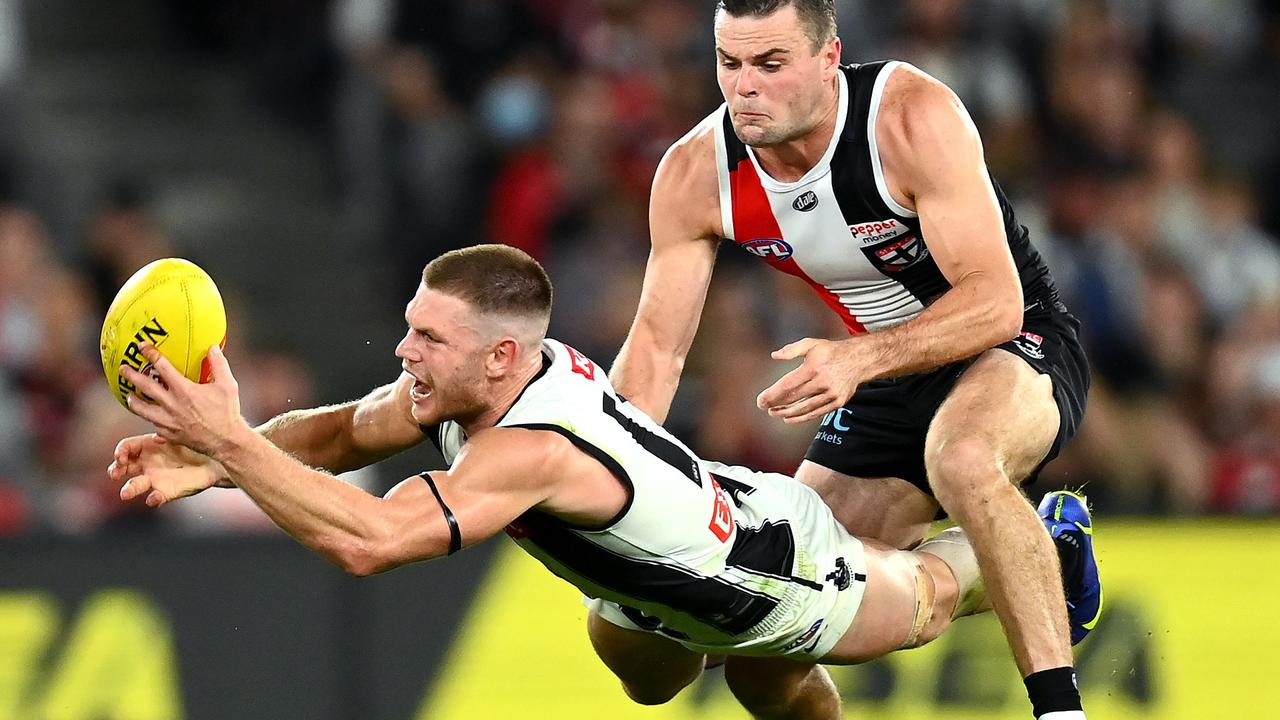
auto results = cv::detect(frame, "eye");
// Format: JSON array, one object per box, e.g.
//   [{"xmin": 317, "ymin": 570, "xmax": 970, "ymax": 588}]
[
  {"xmin": 762, "ymin": 62, "xmax": 783, "ymax": 72},
  {"xmin": 720, "ymin": 59, "xmax": 740, "ymax": 70}
]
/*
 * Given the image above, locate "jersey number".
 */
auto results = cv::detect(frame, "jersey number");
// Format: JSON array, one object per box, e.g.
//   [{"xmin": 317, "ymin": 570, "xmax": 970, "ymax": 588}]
[
  {"xmin": 708, "ymin": 478, "xmax": 734, "ymax": 543},
  {"xmin": 564, "ymin": 344, "xmax": 596, "ymax": 380}
]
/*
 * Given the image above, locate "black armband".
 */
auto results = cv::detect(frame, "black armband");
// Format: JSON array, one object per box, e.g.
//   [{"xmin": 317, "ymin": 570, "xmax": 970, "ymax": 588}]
[{"xmin": 420, "ymin": 473, "xmax": 461, "ymax": 555}]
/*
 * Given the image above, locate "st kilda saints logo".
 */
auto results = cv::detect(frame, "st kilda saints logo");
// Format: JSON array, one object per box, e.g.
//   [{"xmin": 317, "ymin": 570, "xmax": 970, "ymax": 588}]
[
  {"xmin": 871, "ymin": 234, "xmax": 928, "ymax": 271},
  {"xmin": 1013, "ymin": 331, "xmax": 1045, "ymax": 359}
]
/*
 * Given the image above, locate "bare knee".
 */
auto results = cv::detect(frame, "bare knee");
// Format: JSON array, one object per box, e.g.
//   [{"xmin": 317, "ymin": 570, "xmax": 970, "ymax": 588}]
[
  {"xmin": 924, "ymin": 435, "xmax": 1008, "ymax": 514},
  {"xmin": 617, "ymin": 662, "xmax": 700, "ymax": 706},
  {"xmin": 622, "ymin": 680, "xmax": 686, "ymax": 706},
  {"xmin": 911, "ymin": 553, "xmax": 961, "ymax": 646}
]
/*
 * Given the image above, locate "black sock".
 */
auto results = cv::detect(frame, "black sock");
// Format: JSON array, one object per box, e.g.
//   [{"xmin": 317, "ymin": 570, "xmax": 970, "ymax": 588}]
[{"xmin": 1024, "ymin": 666, "xmax": 1082, "ymax": 717}]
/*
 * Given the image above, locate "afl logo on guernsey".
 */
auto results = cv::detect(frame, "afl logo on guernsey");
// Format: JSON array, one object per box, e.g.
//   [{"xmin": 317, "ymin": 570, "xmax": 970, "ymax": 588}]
[
  {"xmin": 792, "ymin": 191, "xmax": 818, "ymax": 212},
  {"xmin": 741, "ymin": 238, "xmax": 794, "ymax": 261}
]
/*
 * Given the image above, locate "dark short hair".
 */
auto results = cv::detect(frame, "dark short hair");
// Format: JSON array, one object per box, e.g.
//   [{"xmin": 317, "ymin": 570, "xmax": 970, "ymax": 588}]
[
  {"xmin": 716, "ymin": 0, "xmax": 837, "ymax": 50},
  {"xmin": 422, "ymin": 244, "xmax": 552, "ymax": 320}
]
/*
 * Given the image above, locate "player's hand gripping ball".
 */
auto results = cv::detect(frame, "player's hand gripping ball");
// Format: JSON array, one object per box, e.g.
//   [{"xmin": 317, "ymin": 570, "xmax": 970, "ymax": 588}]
[{"xmin": 100, "ymin": 258, "xmax": 227, "ymax": 408}]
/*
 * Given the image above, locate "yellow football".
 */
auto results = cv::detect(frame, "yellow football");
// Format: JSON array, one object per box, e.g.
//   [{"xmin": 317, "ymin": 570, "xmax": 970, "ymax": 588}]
[{"xmin": 100, "ymin": 258, "xmax": 227, "ymax": 408}]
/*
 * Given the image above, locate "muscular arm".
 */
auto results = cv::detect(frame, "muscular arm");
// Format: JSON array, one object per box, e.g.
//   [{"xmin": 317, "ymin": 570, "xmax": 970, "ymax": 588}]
[
  {"xmin": 204, "ymin": 424, "xmax": 561, "ymax": 575},
  {"xmin": 759, "ymin": 66, "xmax": 1024, "ymax": 422},
  {"xmin": 256, "ymin": 372, "xmax": 427, "ymax": 473},
  {"xmin": 610, "ymin": 127, "xmax": 722, "ymax": 423},
  {"xmin": 117, "ymin": 347, "xmax": 614, "ymax": 567},
  {"xmin": 852, "ymin": 66, "xmax": 1024, "ymax": 378}
]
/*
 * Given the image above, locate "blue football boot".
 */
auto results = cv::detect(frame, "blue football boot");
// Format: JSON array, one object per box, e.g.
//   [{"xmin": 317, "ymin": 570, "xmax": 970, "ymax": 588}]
[{"xmin": 1038, "ymin": 490, "xmax": 1103, "ymax": 645}]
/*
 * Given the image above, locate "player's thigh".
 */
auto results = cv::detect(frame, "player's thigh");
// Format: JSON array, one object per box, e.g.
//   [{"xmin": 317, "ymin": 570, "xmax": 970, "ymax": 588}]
[
  {"xmin": 925, "ymin": 348, "xmax": 1060, "ymax": 489},
  {"xmin": 587, "ymin": 611, "xmax": 705, "ymax": 700},
  {"xmin": 795, "ymin": 461, "xmax": 937, "ymax": 549}
]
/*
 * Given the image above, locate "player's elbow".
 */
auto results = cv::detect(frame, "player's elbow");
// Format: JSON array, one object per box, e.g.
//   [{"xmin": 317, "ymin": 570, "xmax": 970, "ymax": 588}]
[
  {"xmin": 983, "ymin": 280, "xmax": 1023, "ymax": 344},
  {"xmin": 331, "ymin": 537, "xmax": 388, "ymax": 577},
  {"xmin": 331, "ymin": 518, "xmax": 403, "ymax": 576},
  {"xmin": 991, "ymin": 298, "xmax": 1022, "ymax": 344}
]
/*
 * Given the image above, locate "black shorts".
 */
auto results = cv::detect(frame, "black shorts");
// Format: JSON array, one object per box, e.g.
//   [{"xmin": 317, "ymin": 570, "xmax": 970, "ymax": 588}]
[{"xmin": 804, "ymin": 300, "xmax": 1091, "ymax": 496}]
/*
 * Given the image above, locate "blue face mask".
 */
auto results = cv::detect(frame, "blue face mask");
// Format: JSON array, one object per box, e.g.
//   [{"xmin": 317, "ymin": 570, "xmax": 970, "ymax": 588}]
[{"xmin": 477, "ymin": 75, "xmax": 549, "ymax": 145}]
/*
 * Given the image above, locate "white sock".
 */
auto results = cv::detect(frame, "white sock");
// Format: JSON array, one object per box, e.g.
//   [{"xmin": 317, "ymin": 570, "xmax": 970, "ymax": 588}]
[{"xmin": 1039, "ymin": 711, "xmax": 1086, "ymax": 720}]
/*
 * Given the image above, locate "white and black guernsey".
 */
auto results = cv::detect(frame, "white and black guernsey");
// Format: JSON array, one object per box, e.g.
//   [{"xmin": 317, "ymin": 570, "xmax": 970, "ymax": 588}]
[
  {"xmin": 432, "ymin": 340, "xmax": 832, "ymax": 646},
  {"xmin": 712, "ymin": 60, "xmax": 1060, "ymax": 333}
]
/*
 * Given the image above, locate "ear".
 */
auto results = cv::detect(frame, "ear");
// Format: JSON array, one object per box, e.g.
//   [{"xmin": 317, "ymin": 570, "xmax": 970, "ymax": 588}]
[
  {"xmin": 485, "ymin": 337, "xmax": 522, "ymax": 378},
  {"xmin": 821, "ymin": 36, "xmax": 841, "ymax": 79}
]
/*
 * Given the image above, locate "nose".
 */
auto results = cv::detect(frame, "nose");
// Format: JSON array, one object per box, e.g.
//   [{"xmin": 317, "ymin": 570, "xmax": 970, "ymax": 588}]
[
  {"xmin": 394, "ymin": 330, "xmax": 418, "ymax": 362},
  {"xmin": 735, "ymin": 67, "xmax": 759, "ymax": 98}
]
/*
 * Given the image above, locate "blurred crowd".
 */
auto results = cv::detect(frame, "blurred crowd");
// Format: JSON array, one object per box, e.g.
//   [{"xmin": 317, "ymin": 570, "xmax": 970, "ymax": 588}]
[{"xmin": 1, "ymin": 0, "xmax": 1279, "ymax": 536}]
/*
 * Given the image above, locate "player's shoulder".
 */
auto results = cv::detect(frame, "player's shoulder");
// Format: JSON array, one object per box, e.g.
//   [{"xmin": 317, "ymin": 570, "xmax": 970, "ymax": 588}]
[
  {"xmin": 442, "ymin": 425, "xmax": 577, "ymax": 503},
  {"xmin": 651, "ymin": 107, "xmax": 725, "ymax": 239},
  {"xmin": 457, "ymin": 425, "xmax": 568, "ymax": 471},
  {"xmin": 876, "ymin": 62, "xmax": 978, "ymax": 164},
  {"xmin": 879, "ymin": 62, "xmax": 966, "ymax": 127},
  {"xmin": 660, "ymin": 107, "xmax": 721, "ymax": 177}
]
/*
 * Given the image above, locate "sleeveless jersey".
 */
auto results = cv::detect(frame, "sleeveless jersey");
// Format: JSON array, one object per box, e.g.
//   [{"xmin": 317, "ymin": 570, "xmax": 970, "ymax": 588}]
[
  {"xmin": 434, "ymin": 339, "xmax": 866, "ymax": 657},
  {"xmin": 712, "ymin": 60, "xmax": 1059, "ymax": 333}
]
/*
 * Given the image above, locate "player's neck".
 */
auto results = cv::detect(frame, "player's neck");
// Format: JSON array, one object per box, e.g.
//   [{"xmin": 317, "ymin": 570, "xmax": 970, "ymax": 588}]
[
  {"xmin": 751, "ymin": 77, "xmax": 840, "ymax": 183},
  {"xmin": 460, "ymin": 357, "xmax": 545, "ymax": 436}
]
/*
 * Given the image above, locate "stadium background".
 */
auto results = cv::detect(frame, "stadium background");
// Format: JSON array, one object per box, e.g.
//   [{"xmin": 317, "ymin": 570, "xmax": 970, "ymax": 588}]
[{"xmin": 0, "ymin": 0, "xmax": 1277, "ymax": 717}]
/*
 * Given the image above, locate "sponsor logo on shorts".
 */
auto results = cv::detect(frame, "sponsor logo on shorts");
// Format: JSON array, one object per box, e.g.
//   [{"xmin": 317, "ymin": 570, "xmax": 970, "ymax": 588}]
[
  {"xmin": 816, "ymin": 408, "xmax": 852, "ymax": 444},
  {"xmin": 825, "ymin": 557, "xmax": 852, "ymax": 590},
  {"xmin": 740, "ymin": 237, "xmax": 794, "ymax": 261},
  {"xmin": 792, "ymin": 190, "xmax": 818, "ymax": 212},
  {"xmin": 819, "ymin": 408, "xmax": 852, "ymax": 432},
  {"xmin": 849, "ymin": 218, "xmax": 909, "ymax": 245},
  {"xmin": 1013, "ymin": 330, "xmax": 1045, "ymax": 359},
  {"xmin": 783, "ymin": 619, "xmax": 825, "ymax": 652}
]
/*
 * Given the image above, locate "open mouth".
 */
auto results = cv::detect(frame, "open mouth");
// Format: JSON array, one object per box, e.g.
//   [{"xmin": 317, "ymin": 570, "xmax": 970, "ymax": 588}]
[{"xmin": 409, "ymin": 379, "xmax": 433, "ymax": 402}]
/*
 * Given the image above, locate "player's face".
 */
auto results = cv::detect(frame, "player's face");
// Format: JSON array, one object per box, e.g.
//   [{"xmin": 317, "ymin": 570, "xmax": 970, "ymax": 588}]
[
  {"xmin": 396, "ymin": 285, "xmax": 492, "ymax": 427},
  {"xmin": 714, "ymin": 5, "xmax": 839, "ymax": 147}
]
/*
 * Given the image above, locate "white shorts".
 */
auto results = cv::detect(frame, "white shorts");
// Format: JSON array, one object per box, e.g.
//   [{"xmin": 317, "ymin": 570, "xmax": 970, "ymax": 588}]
[{"xmin": 588, "ymin": 461, "xmax": 867, "ymax": 662}]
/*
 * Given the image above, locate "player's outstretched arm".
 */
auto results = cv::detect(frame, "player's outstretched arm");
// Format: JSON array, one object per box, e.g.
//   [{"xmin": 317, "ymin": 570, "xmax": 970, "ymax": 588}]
[
  {"xmin": 111, "ymin": 368, "xmax": 425, "ymax": 500},
  {"xmin": 254, "ymin": 371, "xmax": 427, "ymax": 473},
  {"xmin": 611, "ymin": 128, "xmax": 721, "ymax": 424},
  {"xmin": 119, "ymin": 343, "xmax": 558, "ymax": 574}
]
